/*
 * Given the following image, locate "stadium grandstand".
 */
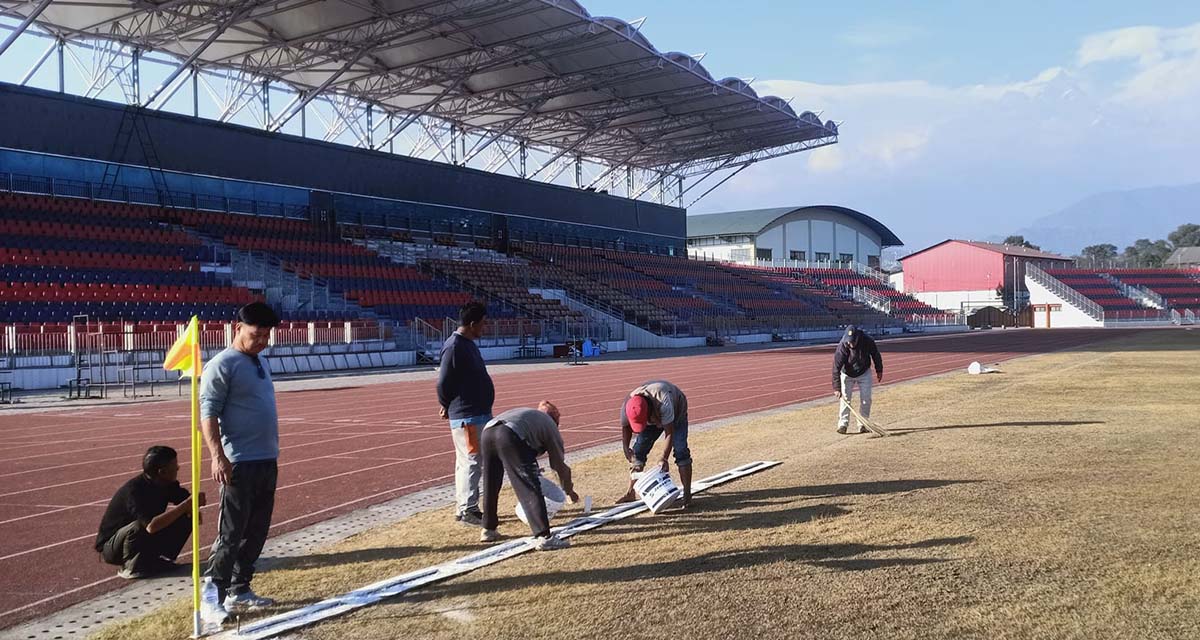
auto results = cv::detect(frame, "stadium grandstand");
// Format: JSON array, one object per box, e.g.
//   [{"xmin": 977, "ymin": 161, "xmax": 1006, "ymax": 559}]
[
  {"xmin": 0, "ymin": 0, "xmax": 970, "ymax": 395},
  {"xmin": 1025, "ymin": 263, "xmax": 1200, "ymax": 328}
]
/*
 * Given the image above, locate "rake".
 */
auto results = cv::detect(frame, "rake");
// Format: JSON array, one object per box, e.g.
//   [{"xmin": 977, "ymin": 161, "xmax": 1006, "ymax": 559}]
[{"xmin": 840, "ymin": 397, "xmax": 891, "ymax": 437}]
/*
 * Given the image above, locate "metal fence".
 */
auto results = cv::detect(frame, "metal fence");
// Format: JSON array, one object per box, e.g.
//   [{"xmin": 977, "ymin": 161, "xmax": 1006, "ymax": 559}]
[
  {"xmin": 1101, "ymin": 309, "xmax": 1172, "ymax": 323},
  {"xmin": 903, "ymin": 313, "xmax": 966, "ymax": 327},
  {"xmin": 0, "ymin": 320, "xmax": 404, "ymax": 360}
]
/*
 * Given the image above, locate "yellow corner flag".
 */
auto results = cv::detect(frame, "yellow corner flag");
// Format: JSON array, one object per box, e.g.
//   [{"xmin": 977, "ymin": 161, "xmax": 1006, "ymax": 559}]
[
  {"xmin": 163, "ymin": 316, "xmax": 201, "ymax": 378},
  {"xmin": 164, "ymin": 316, "xmax": 205, "ymax": 636}
]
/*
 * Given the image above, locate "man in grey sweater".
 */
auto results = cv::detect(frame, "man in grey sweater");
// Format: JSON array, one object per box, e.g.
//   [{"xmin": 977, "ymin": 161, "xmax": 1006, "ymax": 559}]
[
  {"xmin": 478, "ymin": 401, "xmax": 578, "ymax": 550},
  {"xmin": 199, "ymin": 302, "xmax": 281, "ymax": 625}
]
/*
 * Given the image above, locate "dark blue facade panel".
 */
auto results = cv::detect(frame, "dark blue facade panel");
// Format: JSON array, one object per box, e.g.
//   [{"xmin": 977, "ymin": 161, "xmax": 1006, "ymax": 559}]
[{"xmin": 0, "ymin": 84, "xmax": 684, "ymax": 240}]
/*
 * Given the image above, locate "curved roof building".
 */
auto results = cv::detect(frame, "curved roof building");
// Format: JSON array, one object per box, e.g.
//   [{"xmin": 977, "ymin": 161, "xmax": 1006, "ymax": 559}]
[{"xmin": 686, "ymin": 206, "xmax": 901, "ymax": 267}]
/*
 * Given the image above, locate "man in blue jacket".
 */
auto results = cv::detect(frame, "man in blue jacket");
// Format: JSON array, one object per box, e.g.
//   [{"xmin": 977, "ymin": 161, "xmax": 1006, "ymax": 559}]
[
  {"xmin": 832, "ymin": 325, "xmax": 883, "ymax": 434},
  {"xmin": 436, "ymin": 301, "xmax": 495, "ymax": 527}
]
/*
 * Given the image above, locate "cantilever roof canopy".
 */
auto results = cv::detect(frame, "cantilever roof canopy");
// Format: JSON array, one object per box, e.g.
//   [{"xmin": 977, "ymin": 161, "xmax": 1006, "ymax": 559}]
[{"xmin": 7, "ymin": 0, "xmax": 838, "ymax": 174}]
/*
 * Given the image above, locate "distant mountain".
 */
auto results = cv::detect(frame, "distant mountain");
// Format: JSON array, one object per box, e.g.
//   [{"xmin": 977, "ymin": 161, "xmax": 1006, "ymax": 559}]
[{"xmin": 1010, "ymin": 183, "xmax": 1200, "ymax": 255}]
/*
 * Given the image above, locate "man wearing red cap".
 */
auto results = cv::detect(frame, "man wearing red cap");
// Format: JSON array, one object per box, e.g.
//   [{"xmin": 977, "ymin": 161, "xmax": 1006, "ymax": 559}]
[{"xmin": 617, "ymin": 380, "xmax": 691, "ymax": 508}]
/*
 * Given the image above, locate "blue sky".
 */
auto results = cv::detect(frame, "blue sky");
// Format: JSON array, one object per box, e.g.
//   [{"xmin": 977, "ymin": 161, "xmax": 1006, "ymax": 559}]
[
  {"xmin": 586, "ymin": 1, "xmax": 1200, "ymax": 85},
  {"xmin": 588, "ymin": 1, "xmax": 1200, "ymax": 251},
  {"xmin": 1, "ymin": 3, "xmax": 1197, "ymax": 252}
]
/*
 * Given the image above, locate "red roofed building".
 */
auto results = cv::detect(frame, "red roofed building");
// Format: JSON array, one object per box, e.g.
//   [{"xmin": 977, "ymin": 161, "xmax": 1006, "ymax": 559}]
[{"xmin": 895, "ymin": 240, "xmax": 1071, "ymax": 312}]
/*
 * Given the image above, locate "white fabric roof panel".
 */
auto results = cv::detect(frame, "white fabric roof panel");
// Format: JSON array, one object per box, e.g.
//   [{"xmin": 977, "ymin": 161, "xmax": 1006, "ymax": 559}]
[{"xmin": 13, "ymin": 0, "xmax": 838, "ymax": 170}]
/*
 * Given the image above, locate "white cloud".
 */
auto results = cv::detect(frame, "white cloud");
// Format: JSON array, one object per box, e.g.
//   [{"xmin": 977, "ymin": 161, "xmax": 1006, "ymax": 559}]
[
  {"xmin": 1078, "ymin": 24, "xmax": 1200, "ymax": 107},
  {"xmin": 1077, "ymin": 23, "xmax": 1200, "ymax": 66},
  {"xmin": 699, "ymin": 21, "xmax": 1200, "ymax": 250},
  {"xmin": 1077, "ymin": 26, "xmax": 1167, "ymax": 66}
]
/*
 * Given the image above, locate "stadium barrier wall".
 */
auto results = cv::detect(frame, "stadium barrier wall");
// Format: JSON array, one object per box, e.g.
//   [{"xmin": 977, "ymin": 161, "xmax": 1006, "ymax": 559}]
[{"xmin": 1026, "ymin": 277, "xmax": 1102, "ymax": 328}]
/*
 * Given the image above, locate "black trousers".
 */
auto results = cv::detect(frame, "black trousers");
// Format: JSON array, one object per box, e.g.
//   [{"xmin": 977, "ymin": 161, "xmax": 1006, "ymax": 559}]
[
  {"xmin": 480, "ymin": 424, "xmax": 550, "ymax": 537},
  {"xmin": 206, "ymin": 459, "xmax": 277, "ymax": 598},
  {"xmin": 99, "ymin": 516, "xmax": 191, "ymax": 571}
]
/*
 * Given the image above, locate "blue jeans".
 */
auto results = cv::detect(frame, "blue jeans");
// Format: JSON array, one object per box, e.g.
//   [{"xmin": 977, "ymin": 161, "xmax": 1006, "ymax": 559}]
[
  {"xmin": 630, "ymin": 397, "xmax": 691, "ymax": 470},
  {"xmin": 449, "ymin": 414, "xmax": 492, "ymax": 516}
]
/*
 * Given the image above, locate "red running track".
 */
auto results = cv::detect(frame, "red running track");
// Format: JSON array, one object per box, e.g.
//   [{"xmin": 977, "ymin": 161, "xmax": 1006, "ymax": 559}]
[{"xmin": 0, "ymin": 328, "xmax": 1134, "ymax": 628}]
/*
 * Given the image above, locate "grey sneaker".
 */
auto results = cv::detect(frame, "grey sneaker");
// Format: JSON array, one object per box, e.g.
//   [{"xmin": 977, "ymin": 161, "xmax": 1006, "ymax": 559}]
[
  {"xmin": 858, "ymin": 426, "xmax": 871, "ymax": 434},
  {"xmin": 836, "ymin": 426, "xmax": 848, "ymax": 434},
  {"xmin": 533, "ymin": 535, "xmax": 570, "ymax": 551},
  {"xmin": 479, "ymin": 529, "xmax": 500, "ymax": 543},
  {"xmin": 223, "ymin": 589, "xmax": 275, "ymax": 611},
  {"xmin": 456, "ymin": 511, "xmax": 483, "ymax": 527}
]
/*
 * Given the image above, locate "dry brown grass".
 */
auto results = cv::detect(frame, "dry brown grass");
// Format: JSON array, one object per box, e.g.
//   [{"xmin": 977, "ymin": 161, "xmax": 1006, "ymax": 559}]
[{"xmin": 93, "ymin": 329, "xmax": 1200, "ymax": 640}]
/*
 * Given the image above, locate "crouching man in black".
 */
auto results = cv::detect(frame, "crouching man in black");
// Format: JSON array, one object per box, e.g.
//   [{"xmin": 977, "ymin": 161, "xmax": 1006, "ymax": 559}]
[{"xmin": 95, "ymin": 445, "xmax": 204, "ymax": 578}]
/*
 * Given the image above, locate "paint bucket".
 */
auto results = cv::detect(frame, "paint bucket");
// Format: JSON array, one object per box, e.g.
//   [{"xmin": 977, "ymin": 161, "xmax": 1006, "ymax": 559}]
[
  {"xmin": 633, "ymin": 468, "xmax": 682, "ymax": 514},
  {"xmin": 515, "ymin": 475, "xmax": 566, "ymax": 525}
]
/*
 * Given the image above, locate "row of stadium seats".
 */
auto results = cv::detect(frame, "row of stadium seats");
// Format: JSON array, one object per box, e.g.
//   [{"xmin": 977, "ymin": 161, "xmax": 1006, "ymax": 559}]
[
  {"xmin": 2, "ymin": 248, "xmax": 194, "ymax": 270},
  {"xmin": 154, "ymin": 204, "xmax": 529, "ymax": 328},
  {"xmin": 0, "ymin": 301, "xmax": 248, "ymax": 323},
  {"xmin": 0, "ymin": 219, "xmax": 199, "ymax": 245},
  {"xmin": 1045, "ymin": 269, "xmax": 1161, "ymax": 315},
  {"xmin": 0, "ymin": 266, "xmax": 226, "ymax": 286},
  {"xmin": 424, "ymin": 260, "xmax": 584, "ymax": 323},
  {"xmin": 0, "ymin": 282, "xmax": 257, "ymax": 304},
  {"xmin": 0, "ymin": 195, "xmax": 362, "ymax": 324},
  {"xmin": 735, "ymin": 266, "xmax": 898, "ymax": 324},
  {"xmin": 772, "ymin": 267, "xmax": 943, "ymax": 317},
  {"xmin": 1103, "ymin": 269, "xmax": 1200, "ymax": 310},
  {"xmin": 3, "ymin": 236, "xmax": 212, "ymax": 260},
  {"xmin": 515, "ymin": 243, "xmax": 899, "ymax": 331}
]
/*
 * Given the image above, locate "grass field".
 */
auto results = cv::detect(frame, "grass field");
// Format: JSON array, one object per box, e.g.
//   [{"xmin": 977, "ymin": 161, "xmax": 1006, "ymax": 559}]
[{"xmin": 95, "ymin": 329, "xmax": 1200, "ymax": 640}]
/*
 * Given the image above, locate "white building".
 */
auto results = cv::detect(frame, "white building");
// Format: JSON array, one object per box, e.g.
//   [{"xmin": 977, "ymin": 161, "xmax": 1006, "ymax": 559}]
[{"xmin": 686, "ymin": 206, "xmax": 901, "ymax": 268}]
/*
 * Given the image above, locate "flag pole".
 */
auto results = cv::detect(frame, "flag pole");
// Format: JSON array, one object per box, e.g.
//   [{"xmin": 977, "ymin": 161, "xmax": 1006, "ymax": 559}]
[
  {"xmin": 189, "ymin": 318, "xmax": 202, "ymax": 637},
  {"xmin": 163, "ymin": 316, "xmax": 204, "ymax": 636},
  {"xmin": 191, "ymin": 369, "xmax": 201, "ymax": 636}
]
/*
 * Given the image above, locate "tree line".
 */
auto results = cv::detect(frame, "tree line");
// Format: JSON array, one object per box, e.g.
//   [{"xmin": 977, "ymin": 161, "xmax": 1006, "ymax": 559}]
[{"xmin": 1001, "ymin": 224, "xmax": 1199, "ymax": 268}]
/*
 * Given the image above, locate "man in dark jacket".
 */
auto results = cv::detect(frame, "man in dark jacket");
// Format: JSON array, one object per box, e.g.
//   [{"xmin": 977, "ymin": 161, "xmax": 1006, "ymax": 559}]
[
  {"xmin": 436, "ymin": 301, "xmax": 495, "ymax": 527},
  {"xmin": 95, "ymin": 445, "xmax": 202, "ymax": 578},
  {"xmin": 832, "ymin": 325, "xmax": 883, "ymax": 434}
]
